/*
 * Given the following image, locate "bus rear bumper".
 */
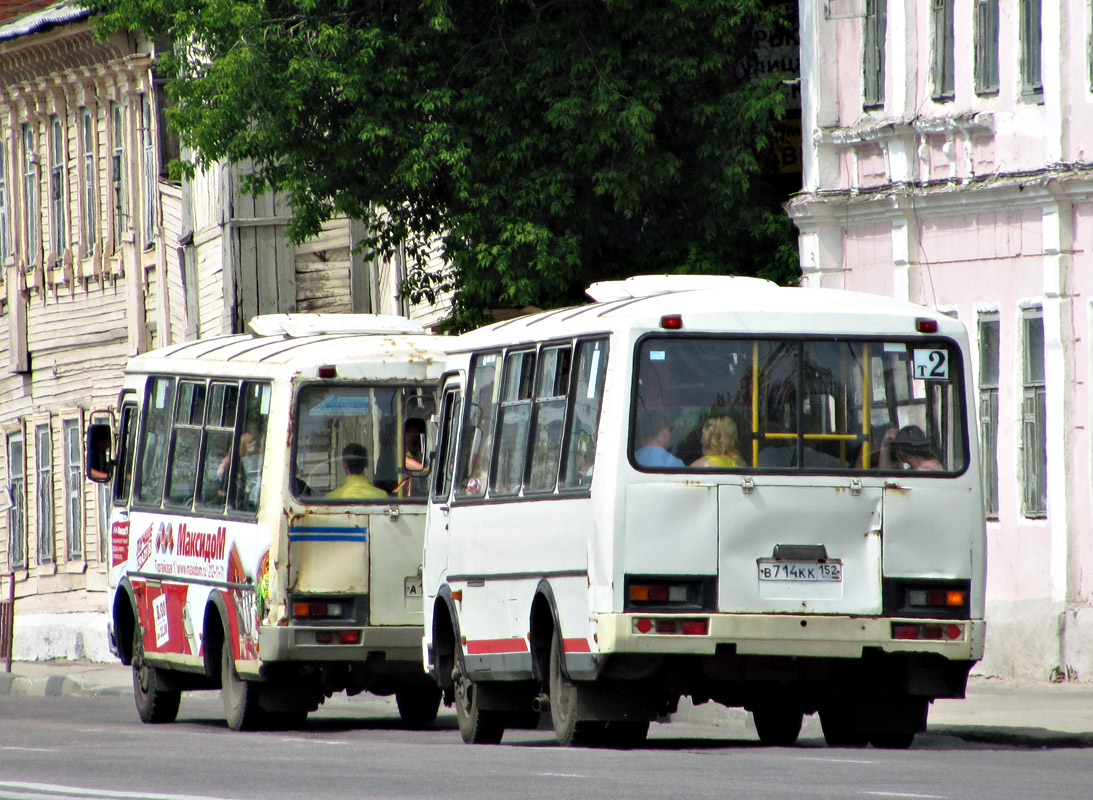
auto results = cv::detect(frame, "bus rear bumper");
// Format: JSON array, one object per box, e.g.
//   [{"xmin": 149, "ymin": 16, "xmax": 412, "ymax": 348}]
[
  {"xmin": 595, "ymin": 614, "xmax": 985, "ymax": 662},
  {"xmin": 259, "ymin": 625, "xmax": 423, "ymax": 663}
]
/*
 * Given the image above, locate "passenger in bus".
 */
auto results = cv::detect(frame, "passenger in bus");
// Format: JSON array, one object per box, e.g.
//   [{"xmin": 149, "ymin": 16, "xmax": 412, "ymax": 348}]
[
  {"xmin": 327, "ymin": 443, "xmax": 389, "ymax": 499},
  {"xmin": 879, "ymin": 425, "xmax": 943, "ymax": 471},
  {"xmin": 690, "ymin": 415, "xmax": 744, "ymax": 468},
  {"xmin": 634, "ymin": 410, "xmax": 684, "ymax": 468}
]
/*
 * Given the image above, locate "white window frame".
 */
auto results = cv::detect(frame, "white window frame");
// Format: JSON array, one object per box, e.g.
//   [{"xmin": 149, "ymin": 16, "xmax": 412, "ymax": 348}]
[
  {"xmin": 35, "ymin": 423, "xmax": 54, "ymax": 565},
  {"xmin": 141, "ymin": 93, "xmax": 155, "ymax": 248},
  {"xmin": 932, "ymin": 0, "xmax": 955, "ymax": 101},
  {"xmin": 81, "ymin": 108, "xmax": 97, "ymax": 257},
  {"xmin": 978, "ymin": 314, "xmax": 1000, "ymax": 519},
  {"xmin": 0, "ymin": 138, "xmax": 9, "ymax": 264},
  {"xmin": 863, "ymin": 0, "xmax": 887, "ymax": 109},
  {"xmin": 63, "ymin": 419, "xmax": 83, "ymax": 560},
  {"xmin": 1020, "ymin": 0, "xmax": 1043, "ymax": 100},
  {"xmin": 112, "ymin": 103, "xmax": 127, "ymax": 247},
  {"xmin": 975, "ymin": 0, "xmax": 1000, "ymax": 95},
  {"xmin": 50, "ymin": 115, "xmax": 66, "ymax": 261},
  {"xmin": 1021, "ymin": 308, "xmax": 1047, "ymax": 517},
  {"xmin": 7, "ymin": 431, "xmax": 25, "ymax": 570},
  {"xmin": 22, "ymin": 122, "xmax": 39, "ymax": 268}
]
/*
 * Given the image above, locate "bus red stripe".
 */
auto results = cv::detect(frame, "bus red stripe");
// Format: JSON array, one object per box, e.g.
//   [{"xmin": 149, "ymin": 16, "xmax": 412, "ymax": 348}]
[
  {"xmin": 563, "ymin": 638, "xmax": 591, "ymax": 653},
  {"xmin": 466, "ymin": 638, "xmax": 529, "ymax": 655}
]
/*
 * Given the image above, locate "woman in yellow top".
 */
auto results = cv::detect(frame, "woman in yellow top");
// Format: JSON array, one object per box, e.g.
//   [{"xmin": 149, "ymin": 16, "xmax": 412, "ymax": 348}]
[{"xmin": 690, "ymin": 415, "xmax": 744, "ymax": 468}]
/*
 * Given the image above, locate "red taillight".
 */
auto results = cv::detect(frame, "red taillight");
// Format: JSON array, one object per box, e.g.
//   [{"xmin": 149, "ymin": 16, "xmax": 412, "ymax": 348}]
[
  {"xmin": 338, "ymin": 630, "xmax": 361, "ymax": 645},
  {"xmin": 916, "ymin": 317, "xmax": 939, "ymax": 333},
  {"xmin": 660, "ymin": 314, "xmax": 683, "ymax": 330},
  {"xmin": 892, "ymin": 624, "xmax": 919, "ymax": 640},
  {"xmin": 318, "ymin": 365, "xmax": 337, "ymax": 378},
  {"xmin": 315, "ymin": 631, "xmax": 333, "ymax": 644},
  {"xmin": 681, "ymin": 619, "xmax": 708, "ymax": 636},
  {"xmin": 635, "ymin": 618, "xmax": 653, "ymax": 633},
  {"xmin": 947, "ymin": 624, "xmax": 963, "ymax": 640},
  {"xmin": 892, "ymin": 622, "xmax": 963, "ymax": 641}
]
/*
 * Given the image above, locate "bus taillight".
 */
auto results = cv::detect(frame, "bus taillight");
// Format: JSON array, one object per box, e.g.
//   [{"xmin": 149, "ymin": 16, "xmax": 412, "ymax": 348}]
[{"xmin": 633, "ymin": 617, "xmax": 709, "ymax": 636}]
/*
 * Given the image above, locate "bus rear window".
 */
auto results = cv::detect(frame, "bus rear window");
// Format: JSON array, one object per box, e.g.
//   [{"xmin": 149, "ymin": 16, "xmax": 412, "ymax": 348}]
[
  {"xmin": 293, "ymin": 385, "xmax": 434, "ymax": 502},
  {"xmin": 632, "ymin": 336, "xmax": 967, "ymax": 474}
]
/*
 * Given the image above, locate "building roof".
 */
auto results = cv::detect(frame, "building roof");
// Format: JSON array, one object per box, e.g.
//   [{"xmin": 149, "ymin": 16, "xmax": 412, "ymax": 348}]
[{"xmin": 0, "ymin": 0, "xmax": 90, "ymax": 42}]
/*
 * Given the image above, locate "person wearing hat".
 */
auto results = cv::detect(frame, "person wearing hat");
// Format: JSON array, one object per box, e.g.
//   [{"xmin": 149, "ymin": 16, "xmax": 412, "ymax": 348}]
[{"xmin": 879, "ymin": 425, "xmax": 943, "ymax": 471}]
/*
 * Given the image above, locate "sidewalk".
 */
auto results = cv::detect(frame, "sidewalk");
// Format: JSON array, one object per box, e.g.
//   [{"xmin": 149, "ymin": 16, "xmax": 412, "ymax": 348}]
[{"xmin": 2, "ymin": 660, "xmax": 1091, "ymax": 747}]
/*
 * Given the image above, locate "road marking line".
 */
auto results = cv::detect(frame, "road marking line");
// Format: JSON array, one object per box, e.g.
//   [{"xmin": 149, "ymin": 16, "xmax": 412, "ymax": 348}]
[
  {"xmin": 0, "ymin": 747, "xmax": 53, "ymax": 752},
  {"xmin": 0, "ymin": 781, "xmax": 255, "ymax": 800},
  {"xmin": 862, "ymin": 793, "xmax": 946, "ymax": 799}
]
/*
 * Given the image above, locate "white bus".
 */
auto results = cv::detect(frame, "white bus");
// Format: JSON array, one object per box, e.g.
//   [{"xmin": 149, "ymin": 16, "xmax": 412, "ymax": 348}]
[
  {"xmin": 87, "ymin": 315, "xmax": 447, "ymax": 730},
  {"xmin": 423, "ymin": 275, "xmax": 985, "ymax": 748}
]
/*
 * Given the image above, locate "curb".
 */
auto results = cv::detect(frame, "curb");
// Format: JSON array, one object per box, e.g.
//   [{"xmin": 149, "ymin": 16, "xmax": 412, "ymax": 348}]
[{"xmin": 0, "ymin": 672, "xmax": 128, "ymax": 698}]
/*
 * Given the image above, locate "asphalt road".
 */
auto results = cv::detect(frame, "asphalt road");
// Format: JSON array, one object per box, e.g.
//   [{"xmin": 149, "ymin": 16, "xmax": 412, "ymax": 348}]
[{"xmin": 2, "ymin": 691, "xmax": 1091, "ymax": 800}]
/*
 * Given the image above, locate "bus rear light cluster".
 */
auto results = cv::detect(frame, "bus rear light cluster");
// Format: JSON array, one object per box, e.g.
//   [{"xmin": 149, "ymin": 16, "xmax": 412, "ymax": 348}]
[
  {"xmin": 633, "ymin": 617, "xmax": 709, "ymax": 636},
  {"xmin": 314, "ymin": 630, "xmax": 361, "ymax": 645},
  {"xmin": 892, "ymin": 623, "xmax": 963, "ymax": 641},
  {"xmin": 630, "ymin": 583, "xmax": 689, "ymax": 604},
  {"xmin": 293, "ymin": 601, "xmax": 346, "ymax": 619},
  {"xmin": 906, "ymin": 588, "xmax": 965, "ymax": 610}
]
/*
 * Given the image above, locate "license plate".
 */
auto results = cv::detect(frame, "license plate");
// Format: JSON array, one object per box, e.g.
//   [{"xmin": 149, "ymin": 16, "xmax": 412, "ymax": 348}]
[
  {"xmin": 757, "ymin": 559, "xmax": 842, "ymax": 582},
  {"xmin": 404, "ymin": 577, "xmax": 423, "ymax": 597}
]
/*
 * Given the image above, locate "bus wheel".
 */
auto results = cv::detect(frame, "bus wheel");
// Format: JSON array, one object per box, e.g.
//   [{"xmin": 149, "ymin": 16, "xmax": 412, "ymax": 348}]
[
  {"xmin": 396, "ymin": 684, "xmax": 442, "ymax": 727},
  {"xmin": 548, "ymin": 635, "xmax": 602, "ymax": 747},
  {"xmin": 453, "ymin": 663, "xmax": 504, "ymax": 744},
  {"xmin": 869, "ymin": 730, "xmax": 915, "ymax": 749},
  {"xmin": 819, "ymin": 707, "xmax": 868, "ymax": 748},
  {"xmin": 131, "ymin": 626, "xmax": 180, "ymax": 724},
  {"xmin": 752, "ymin": 702, "xmax": 804, "ymax": 746},
  {"xmin": 221, "ymin": 643, "xmax": 264, "ymax": 731}
]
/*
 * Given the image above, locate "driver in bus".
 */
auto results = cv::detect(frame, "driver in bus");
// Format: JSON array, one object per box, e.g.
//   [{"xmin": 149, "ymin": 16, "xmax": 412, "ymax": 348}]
[{"xmin": 327, "ymin": 443, "xmax": 389, "ymax": 499}]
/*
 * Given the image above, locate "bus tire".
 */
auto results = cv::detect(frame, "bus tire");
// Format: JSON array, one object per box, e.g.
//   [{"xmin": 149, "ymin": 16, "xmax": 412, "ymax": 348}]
[
  {"xmin": 819, "ymin": 706, "xmax": 869, "ymax": 748},
  {"xmin": 221, "ymin": 641, "xmax": 264, "ymax": 731},
  {"xmin": 453, "ymin": 662, "xmax": 504, "ymax": 744},
  {"xmin": 396, "ymin": 683, "xmax": 442, "ymax": 727},
  {"xmin": 549, "ymin": 634, "xmax": 602, "ymax": 747},
  {"xmin": 869, "ymin": 730, "xmax": 915, "ymax": 749},
  {"xmin": 131, "ymin": 626, "xmax": 180, "ymax": 724},
  {"xmin": 752, "ymin": 702, "xmax": 804, "ymax": 746}
]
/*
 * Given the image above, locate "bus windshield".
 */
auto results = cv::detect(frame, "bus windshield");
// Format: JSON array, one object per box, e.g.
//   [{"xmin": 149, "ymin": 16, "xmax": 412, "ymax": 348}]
[
  {"xmin": 293, "ymin": 384, "xmax": 434, "ymax": 502},
  {"xmin": 632, "ymin": 336, "xmax": 967, "ymax": 474}
]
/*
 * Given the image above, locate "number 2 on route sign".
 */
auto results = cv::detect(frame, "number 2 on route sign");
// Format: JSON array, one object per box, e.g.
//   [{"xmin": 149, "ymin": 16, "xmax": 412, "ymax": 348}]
[{"xmin": 913, "ymin": 349, "xmax": 949, "ymax": 380}]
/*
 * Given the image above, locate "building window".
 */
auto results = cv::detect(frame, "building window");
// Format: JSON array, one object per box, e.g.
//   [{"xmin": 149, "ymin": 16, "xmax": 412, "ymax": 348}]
[
  {"xmin": 82, "ymin": 109, "xmax": 97, "ymax": 257},
  {"xmin": 64, "ymin": 420, "xmax": 83, "ymax": 560},
  {"xmin": 23, "ymin": 123, "xmax": 38, "ymax": 267},
  {"xmin": 1020, "ymin": 0, "xmax": 1043, "ymax": 100},
  {"xmin": 978, "ymin": 315, "xmax": 1000, "ymax": 519},
  {"xmin": 863, "ymin": 0, "xmax": 887, "ymax": 108},
  {"xmin": 36, "ymin": 424, "xmax": 54, "ymax": 564},
  {"xmin": 112, "ymin": 103, "xmax": 127, "ymax": 247},
  {"xmin": 50, "ymin": 115, "xmax": 66, "ymax": 260},
  {"xmin": 1022, "ymin": 309, "xmax": 1047, "ymax": 517},
  {"xmin": 0, "ymin": 142, "xmax": 9, "ymax": 264},
  {"xmin": 975, "ymin": 0, "xmax": 1000, "ymax": 94},
  {"xmin": 932, "ymin": 0, "xmax": 955, "ymax": 101},
  {"xmin": 7, "ymin": 432, "xmax": 25, "ymax": 570},
  {"xmin": 141, "ymin": 94, "xmax": 155, "ymax": 248}
]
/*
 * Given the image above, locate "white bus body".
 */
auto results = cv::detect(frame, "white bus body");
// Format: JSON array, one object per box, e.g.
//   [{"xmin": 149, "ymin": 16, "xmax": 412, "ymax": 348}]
[
  {"xmin": 423, "ymin": 276, "xmax": 986, "ymax": 748},
  {"xmin": 89, "ymin": 315, "xmax": 447, "ymax": 730}
]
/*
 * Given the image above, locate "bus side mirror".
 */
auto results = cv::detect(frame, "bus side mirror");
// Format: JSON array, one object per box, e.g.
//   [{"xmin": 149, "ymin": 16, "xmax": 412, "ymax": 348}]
[{"xmin": 86, "ymin": 422, "xmax": 114, "ymax": 483}]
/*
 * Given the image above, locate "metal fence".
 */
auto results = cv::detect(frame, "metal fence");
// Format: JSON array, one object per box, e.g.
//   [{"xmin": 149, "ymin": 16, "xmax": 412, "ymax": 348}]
[{"xmin": 0, "ymin": 573, "xmax": 13, "ymax": 672}]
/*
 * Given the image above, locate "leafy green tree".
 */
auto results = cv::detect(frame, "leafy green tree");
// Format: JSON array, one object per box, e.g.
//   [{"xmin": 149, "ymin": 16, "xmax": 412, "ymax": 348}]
[{"xmin": 92, "ymin": 0, "xmax": 798, "ymax": 330}]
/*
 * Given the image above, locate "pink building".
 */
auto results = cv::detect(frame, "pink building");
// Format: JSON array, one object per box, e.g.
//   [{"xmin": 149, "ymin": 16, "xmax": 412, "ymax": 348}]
[{"xmin": 789, "ymin": 0, "xmax": 1093, "ymax": 681}]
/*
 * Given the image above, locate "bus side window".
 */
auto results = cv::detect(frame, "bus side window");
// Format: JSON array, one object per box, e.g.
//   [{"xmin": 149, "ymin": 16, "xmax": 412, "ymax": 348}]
[
  {"xmin": 491, "ymin": 350, "xmax": 535, "ymax": 496},
  {"xmin": 526, "ymin": 345, "xmax": 571, "ymax": 493},
  {"xmin": 113, "ymin": 401, "xmax": 138, "ymax": 505},
  {"xmin": 164, "ymin": 381, "xmax": 207, "ymax": 509},
  {"xmin": 135, "ymin": 377, "xmax": 176, "ymax": 506},
  {"xmin": 195, "ymin": 382, "xmax": 239, "ymax": 513},
  {"xmin": 455, "ymin": 353, "xmax": 501, "ymax": 498},
  {"xmin": 230, "ymin": 382, "xmax": 271, "ymax": 514},
  {"xmin": 433, "ymin": 388, "xmax": 461, "ymax": 500},
  {"xmin": 560, "ymin": 339, "xmax": 608, "ymax": 490}
]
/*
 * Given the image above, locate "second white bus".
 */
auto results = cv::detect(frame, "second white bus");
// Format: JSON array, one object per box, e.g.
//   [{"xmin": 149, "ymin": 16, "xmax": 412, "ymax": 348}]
[
  {"xmin": 422, "ymin": 275, "xmax": 985, "ymax": 748},
  {"xmin": 88, "ymin": 315, "xmax": 447, "ymax": 730}
]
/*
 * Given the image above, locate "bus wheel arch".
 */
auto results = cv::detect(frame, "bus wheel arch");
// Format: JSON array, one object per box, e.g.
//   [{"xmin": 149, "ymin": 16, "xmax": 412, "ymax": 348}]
[
  {"xmin": 202, "ymin": 594, "xmax": 230, "ymax": 685},
  {"xmin": 529, "ymin": 584, "xmax": 560, "ymax": 686},
  {"xmin": 113, "ymin": 581, "xmax": 138, "ymax": 666},
  {"xmin": 431, "ymin": 590, "xmax": 459, "ymax": 700}
]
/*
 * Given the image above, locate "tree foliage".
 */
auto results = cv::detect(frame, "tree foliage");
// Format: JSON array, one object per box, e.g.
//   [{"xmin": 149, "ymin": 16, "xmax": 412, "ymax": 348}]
[{"xmin": 91, "ymin": 0, "xmax": 798, "ymax": 329}]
